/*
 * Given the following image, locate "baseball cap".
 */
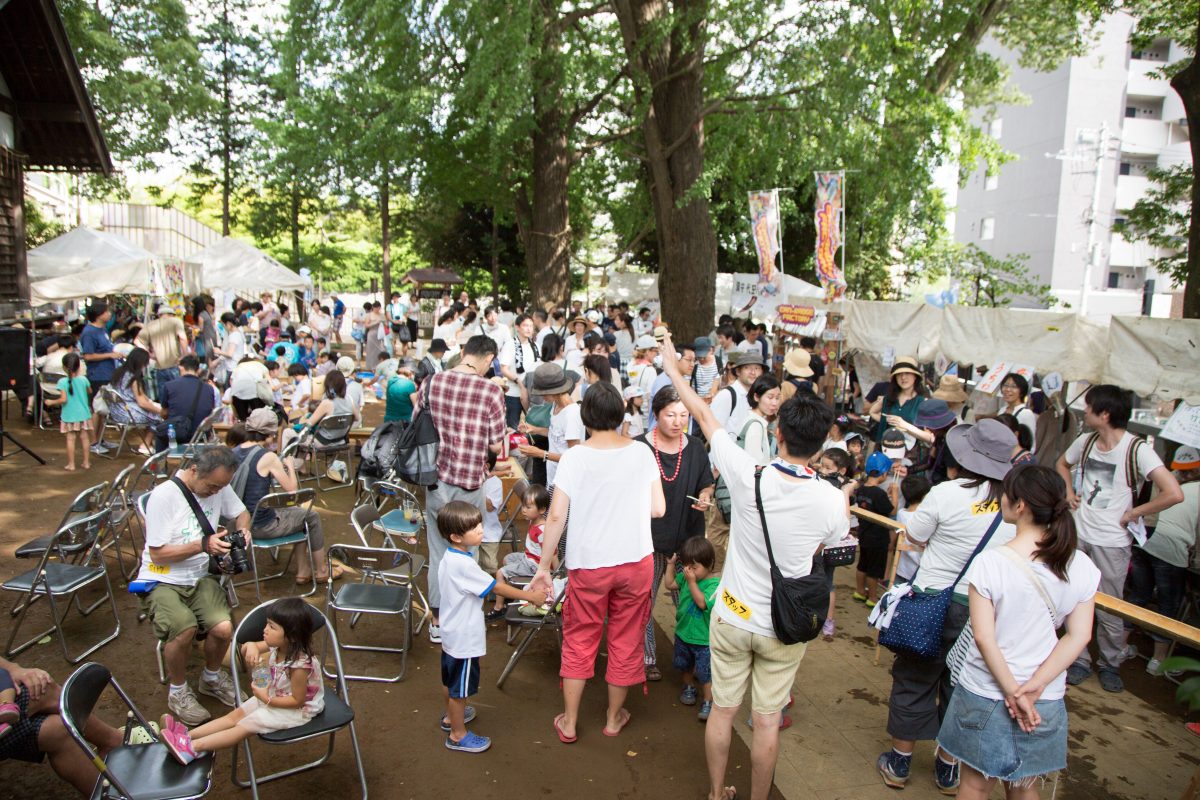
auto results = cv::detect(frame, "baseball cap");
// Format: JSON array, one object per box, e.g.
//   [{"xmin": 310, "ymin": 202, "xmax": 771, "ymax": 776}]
[
  {"xmin": 429, "ymin": 338, "xmax": 449, "ymax": 354},
  {"xmin": 1172, "ymin": 446, "xmax": 1200, "ymax": 471},
  {"xmin": 881, "ymin": 427, "xmax": 915, "ymax": 459},
  {"xmin": 692, "ymin": 337, "xmax": 713, "ymax": 357},
  {"xmin": 634, "ymin": 334, "xmax": 658, "ymax": 350},
  {"xmin": 622, "ymin": 385, "xmax": 645, "ymax": 400},
  {"xmin": 866, "ymin": 451, "xmax": 892, "ymax": 476}
]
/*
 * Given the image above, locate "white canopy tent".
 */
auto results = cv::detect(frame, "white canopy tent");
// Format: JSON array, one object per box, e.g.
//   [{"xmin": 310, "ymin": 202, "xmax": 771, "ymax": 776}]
[
  {"xmin": 185, "ymin": 236, "xmax": 312, "ymax": 294},
  {"xmin": 28, "ymin": 226, "xmax": 201, "ymax": 305}
]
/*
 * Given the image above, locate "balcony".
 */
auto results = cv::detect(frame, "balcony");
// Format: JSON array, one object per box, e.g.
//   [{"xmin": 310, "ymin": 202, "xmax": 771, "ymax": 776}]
[
  {"xmin": 1115, "ymin": 174, "xmax": 1150, "ymax": 210},
  {"xmin": 1121, "ymin": 117, "xmax": 1169, "ymax": 156},
  {"xmin": 1128, "ymin": 59, "xmax": 1171, "ymax": 99},
  {"xmin": 1163, "ymin": 92, "xmax": 1186, "ymax": 125}
]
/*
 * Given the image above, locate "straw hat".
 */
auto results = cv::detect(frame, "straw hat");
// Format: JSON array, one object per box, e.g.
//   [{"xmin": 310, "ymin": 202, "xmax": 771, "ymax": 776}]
[
  {"xmin": 946, "ymin": 419, "xmax": 1017, "ymax": 481},
  {"xmin": 890, "ymin": 357, "xmax": 921, "ymax": 378},
  {"xmin": 932, "ymin": 374, "xmax": 969, "ymax": 404},
  {"xmin": 570, "ymin": 316, "xmax": 589, "ymax": 329},
  {"xmin": 784, "ymin": 349, "xmax": 814, "ymax": 378},
  {"xmin": 634, "ymin": 334, "xmax": 658, "ymax": 350}
]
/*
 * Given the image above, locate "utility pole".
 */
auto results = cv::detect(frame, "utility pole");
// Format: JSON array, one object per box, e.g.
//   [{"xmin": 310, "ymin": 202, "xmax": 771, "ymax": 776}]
[{"xmin": 1046, "ymin": 122, "xmax": 1114, "ymax": 317}]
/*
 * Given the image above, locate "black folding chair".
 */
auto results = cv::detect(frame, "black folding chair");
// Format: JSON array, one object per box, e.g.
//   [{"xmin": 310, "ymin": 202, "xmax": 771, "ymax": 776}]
[
  {"xmin": 497, "ymin": 576, "xmax": 569, "ymax": 689},
  {"xmin": 325, "ymin": 543, "xmax": 415, "ymax": 682},
  {"xmin": 59, "ymin": 661, "xmax": 213, "ymax": 799},
  {"xmin": 496, "ymin": 477, "xmax": 530, "ymax": 550},
  {"xmin": 14, "ymin": 481, "xmax": 110, "ymax": 563},
  {"xmin": 233, "ymin": 489, "xmax": 318, "ymax": 603},
  {"xmin": 230, "ymin": 599, "xmax": 367, "ymax": 799},
  {"xmin": 349, "ymin": 502, "xmax": 431, "ymax": 634},
  {"xmin": 3, "ymin": 509, "xmax": 121, "ymax": 664},
  {"xmin": 297, "ymin": 413, "xmax": 354, "ymax": 492}
]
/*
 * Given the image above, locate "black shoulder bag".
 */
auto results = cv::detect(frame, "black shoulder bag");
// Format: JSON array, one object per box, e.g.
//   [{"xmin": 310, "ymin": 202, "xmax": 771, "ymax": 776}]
[
  {"xmin": 753, "ymin": 466, "xmax": 829, "ymax": 644},
  {"xmin": 169, "ymin": 476, "xmax": 235, "ymax": 575},
  {"xmin": 157, "ymin": 378, "xmax": 205, "ymax": 442}
]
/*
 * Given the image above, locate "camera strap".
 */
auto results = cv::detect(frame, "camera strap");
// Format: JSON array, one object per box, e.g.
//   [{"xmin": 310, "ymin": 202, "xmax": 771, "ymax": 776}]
[{"xmin": 170, "ymin": 476, "xmax": 216, "ymax": 554}]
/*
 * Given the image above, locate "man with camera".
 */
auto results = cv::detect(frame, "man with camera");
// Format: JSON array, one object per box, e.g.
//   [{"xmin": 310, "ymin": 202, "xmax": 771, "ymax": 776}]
[{"xmin": 135, "ymin": 447, "xmax": 250, "ymax": 725}]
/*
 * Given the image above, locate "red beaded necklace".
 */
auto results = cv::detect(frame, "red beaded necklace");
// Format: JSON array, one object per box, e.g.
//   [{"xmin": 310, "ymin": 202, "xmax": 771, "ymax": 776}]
[{"xmin": 652, "ymin": 429, "xmax": 683, "ymax": 483}]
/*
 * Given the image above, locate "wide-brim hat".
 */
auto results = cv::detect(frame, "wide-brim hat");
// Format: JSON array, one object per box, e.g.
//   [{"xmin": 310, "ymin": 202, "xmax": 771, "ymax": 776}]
[
  {"xmin": 245, "ymin": 407, "xmax": 279, "ymax": 435},
  {"xmin": 932, "ymin": 374, "xmax": 969, "ymax": 404},
  {"xmin": 915, "ymin": 398, "xmax": 958, "ymax": 430},
  {"xmin": 734, "ymin": 351, "xmax": 767, "ymax": 370},
  {"xmin": 528, "ymin": 363, "xmax": 577, "ymax": 396},
  {"xmin": 634, "ymin": 334, "xmax": 658, "ymax": 350},
  {"xmin": 570, "ymin": 316, "xmax": 589, "ymax": 329},
  {"xmin": 946, "ymin": 419, "xmax": 1017, "ymax": 481},
  {"xmin": 784, "ymin": 349, "xmax": 814, "ymax": 378},
  {"xmin": 1172, "ymin": 446, "xmax": 1200, "ymax": 471},
  {"xmin": 653, "ymin": 325, "xmax": 669, "ymax": 342},
  {"xmin": 890, "ymin": 356, "xmax": 922, "ymax": 378}
]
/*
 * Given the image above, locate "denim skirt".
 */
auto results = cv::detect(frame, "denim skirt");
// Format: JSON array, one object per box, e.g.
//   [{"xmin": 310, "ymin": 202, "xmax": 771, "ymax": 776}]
[{"xmin": 937, "ymin": 686, "xmax": 1067, "ymax": 784}]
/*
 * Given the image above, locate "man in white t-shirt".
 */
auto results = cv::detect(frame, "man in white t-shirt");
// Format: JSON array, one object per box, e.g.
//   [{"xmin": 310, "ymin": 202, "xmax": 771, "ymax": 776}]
[
  {"xmin": 711, "ymin": 350, "xmax": 763, "ymax": 434},
  {"xmin": 1056, "ymin": 384, "xmax": 1182, "ymax": 692},
  {"xmin": 499, "ymin": 314, "xmax": 538, "ymax": 429},
  {"xmin": 137, "ymin": 447, "xmax": 252, "ymax": 725},
  {"xmin": 659, "ymin": 333, "xmax": 849, "ymax": 800}
]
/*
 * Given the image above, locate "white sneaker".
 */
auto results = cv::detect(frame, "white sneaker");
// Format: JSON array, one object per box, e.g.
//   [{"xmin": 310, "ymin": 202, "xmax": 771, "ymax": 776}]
[
  {"xmin": 167, "ymin": 686, "xmax": 211, "ymax": 726},
  {"xmin": 198, "ymin": 670, "xmax": 238, "ymax": 707},
  {"xmin": 90, "ymin": 442, "xmax": 111, "ymax": 455},
  {"xmin": 1147, "ymin": 657, "xmax": 1184, "ymax": 678},
  {"xmin": 428, "ymin": 624, "xmax": 441, "ymax": 644}
]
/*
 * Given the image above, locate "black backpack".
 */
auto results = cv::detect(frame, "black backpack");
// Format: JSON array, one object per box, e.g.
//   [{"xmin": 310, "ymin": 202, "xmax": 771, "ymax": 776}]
[
  {"xmin": 394, "ymin": 382, "xmax": 440, "ymax": 487},
  {"xmin": 356, "ymin": 421, "xmax": 408, "ymax": 481}
]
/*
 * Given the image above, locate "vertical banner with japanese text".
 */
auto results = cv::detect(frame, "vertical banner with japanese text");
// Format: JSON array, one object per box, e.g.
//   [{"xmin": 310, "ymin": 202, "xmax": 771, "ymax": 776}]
[
  {"xmin": 814, "ymin": 171, "xmax": 846, "ymax": 301},
  {"xmin": 747, "ymin": 190, "xmax": 783, "ymax": 298}
]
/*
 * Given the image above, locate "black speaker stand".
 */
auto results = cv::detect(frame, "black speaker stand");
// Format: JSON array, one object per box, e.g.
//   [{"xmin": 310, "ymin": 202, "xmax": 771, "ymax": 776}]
[{"xmin": 0, "ymin": 392, "xmax": 45, "ymax": 464}]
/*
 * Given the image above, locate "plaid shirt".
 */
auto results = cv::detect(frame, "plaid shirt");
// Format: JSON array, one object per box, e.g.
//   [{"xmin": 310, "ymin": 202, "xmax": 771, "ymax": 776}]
[{"xmin": 425, "ymin": 369, "xmax": 506, "ymax": 490}]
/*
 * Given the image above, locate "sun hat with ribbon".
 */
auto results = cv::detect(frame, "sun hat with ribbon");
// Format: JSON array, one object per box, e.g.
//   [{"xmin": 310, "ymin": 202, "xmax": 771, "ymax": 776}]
[
  {"xmin": 914, "ymin": 398, "xmax": 958, "ymax": 430},
  {"xmin": 890, "ymin": 357, "xmax": 922, "ymax": 378}
]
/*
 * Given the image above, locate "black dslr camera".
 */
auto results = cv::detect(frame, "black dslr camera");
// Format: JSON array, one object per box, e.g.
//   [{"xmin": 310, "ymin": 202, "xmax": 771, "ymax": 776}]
[{"xmin": 222, "ymin": 530, "xmax": 251, "ymax": 574}]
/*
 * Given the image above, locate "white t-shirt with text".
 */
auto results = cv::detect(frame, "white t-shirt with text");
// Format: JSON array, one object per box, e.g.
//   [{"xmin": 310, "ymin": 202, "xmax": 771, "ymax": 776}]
[
  {"xmin": 904, "ymin": 479, "xmax": 1015, "ymax": 597},
  {"xmin": 709, "ymin": 430, "xmax": 848, "ymax": 637}
]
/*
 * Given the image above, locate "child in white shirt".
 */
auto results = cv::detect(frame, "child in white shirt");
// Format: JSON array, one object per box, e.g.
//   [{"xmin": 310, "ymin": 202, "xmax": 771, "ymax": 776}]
[
  {"xmin": 621, "ymin": 386, "xmax": 645, "ymax": 438},
  {"xmin": 895, "ymin": 474, "xmax": 932, "ymax": 584}
]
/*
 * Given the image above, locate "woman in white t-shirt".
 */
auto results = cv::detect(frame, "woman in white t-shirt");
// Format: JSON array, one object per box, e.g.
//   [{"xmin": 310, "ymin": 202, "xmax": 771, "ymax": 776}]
[
  {"xmin": 879, "ymin": 419, "xmax": 1018, "ymax": 793},
  {"xmin": 997, "ymin": 372, "xmax": 1038, "ymax": 452},
  {"xmin": 528, "ymin": 381, "xmax": 665, "ymax": 745},
  {"xmin": 738, "ymin": 375, "xmax": 781, "ymax": 465},
  {"xmin": 937, "ymin": 465, "xmax": 1099, "ymax": 798}
]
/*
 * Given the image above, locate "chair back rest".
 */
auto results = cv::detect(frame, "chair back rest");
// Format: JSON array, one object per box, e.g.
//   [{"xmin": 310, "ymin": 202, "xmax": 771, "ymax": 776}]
[
  {"xmin": 349, "ymin": 503, "xmax": 382, "ymax": 545},
  {"xmin": 129, "ymin": 450, "xmax": 170, "ymax": 495},
  {"xmin": 315, "ymin": 413, "xmax": 353, "ymax": 440},
  {"xmin": 100, "ymin": 384, "xmax": 129, "ymax": 413},
  {"xmin": 191, "ymin": 406, "xmax": 224, "ymax": 444},
  {"xmin": 279, "ymin": 437, "xmax": 301, "ymax": 462},
  {"xmin": 253, "ymin": 488, "xmax": 315, "ymax": 520},
  {"xmin": 327, "ymin": 543, "xmax": 404, "ymax": 577},
  {"xmin": 234, "ymin": 598, "xmax": 328, "ymax": 648},
  {"xmin": 68, "ymin": 481, "xmax": 111, "ymax": 515},
  {"xmin": 59, "ymin": 507, "xmax": 112, "ymax": 551},
  {"xmin": 134, "ymin": 492, "xmax": 151, "ymax": 526},
  {"xmin": 40, "ymin": 371, "xmax": 66, "ymax": 391},
  {"xmin": 501, "ymin": 478, "xmax": 530, "ymax": 519},
  {"xmin": 372, "ymin": 480, "xmax": 421, "ymax": 511},
  {"xmin": 59, "ymin": 662, "xmax": 112, "ymax": 740},
  {"xmin": 103, "ymin": 465, "xmax": 137, "ymax": 508}
]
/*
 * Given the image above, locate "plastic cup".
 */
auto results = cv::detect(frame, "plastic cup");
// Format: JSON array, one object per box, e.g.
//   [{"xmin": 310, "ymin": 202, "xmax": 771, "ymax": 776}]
[{"xmin": 252, "ymin": 667, "xmax": 270, "ymax": 689}]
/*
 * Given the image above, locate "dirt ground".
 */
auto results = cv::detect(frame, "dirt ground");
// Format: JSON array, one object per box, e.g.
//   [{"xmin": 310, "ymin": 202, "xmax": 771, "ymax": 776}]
[
  {"xmin": 0, "ymin": 394, "xmax": 1196, "ymax": 799},
  {"xmin": 0, "ymin": 401, "xmax": 782, "ymax": 800}
]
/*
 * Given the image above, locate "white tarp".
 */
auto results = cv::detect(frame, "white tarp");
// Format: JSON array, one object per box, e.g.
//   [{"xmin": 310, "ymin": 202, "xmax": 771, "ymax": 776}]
[
  {"xmin": 604, "ymin": 272, "xmax": 822, "ymax": 318},
  {"xmin": 938, "ymin": 306, "xmax": 1107, "ymax": 383},
  {"xmin": 845, "ymin": 300, "xmax": 942, "ymax": 363},
  {"xmin": 28, "ymin": 226, "xmax": 156, "ymax": 281},
  {"xmin": 28, "ymin": 227, "xmax": 202, "ymax": 305},
  {"xmin": 185, "ymin": 236, "xmax": 312, "ymax": 293},
  {"xmin": 1102, "ymin": 316, "xmax": 1200, "ymax": 404}
]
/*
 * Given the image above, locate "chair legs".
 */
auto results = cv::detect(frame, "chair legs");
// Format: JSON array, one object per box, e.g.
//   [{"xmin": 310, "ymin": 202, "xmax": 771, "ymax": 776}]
[
  {"xmin": 231, "ymin": 720, "xmax": 367, "ymax": 800},
  {"xmin": 325, "ymin": 604, "xmax": 411, "ymax": 682},
  {"xmin": 236, "ymin": 540, "xmax": 317, "ymax": 603},
  {"xmin": 5, "ymin": 572, "xmax": 121, "ymax": 664}
]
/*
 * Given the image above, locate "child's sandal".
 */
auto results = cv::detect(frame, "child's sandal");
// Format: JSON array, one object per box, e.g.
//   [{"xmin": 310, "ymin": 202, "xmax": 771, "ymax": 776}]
[{"xmin": 0, "ymin": 702, "xmax": 19, "ymax": 726}]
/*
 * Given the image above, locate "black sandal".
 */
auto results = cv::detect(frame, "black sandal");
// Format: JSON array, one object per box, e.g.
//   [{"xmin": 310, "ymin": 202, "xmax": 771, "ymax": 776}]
[{"xmin": 645, "ymin": 664, "xmax": 663, "ymax": 681}]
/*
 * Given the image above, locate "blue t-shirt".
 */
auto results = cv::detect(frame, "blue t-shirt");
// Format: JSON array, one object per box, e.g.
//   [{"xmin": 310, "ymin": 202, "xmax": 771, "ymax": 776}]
[
  {"xmin": 384, "ymin": 376, "xmax": 417, "ymax": 423},
  {"xmin": 79, "ymin": 324, "xmax": 115, "ymax": 382},
  {"xmin": 333, "ymin": 299, "xmax": 345, "ymax": 318},
  {"xmin": 297, "ymin": 346, "xmax": 316, "ymax": 370},
  {"xmin": 56, "ymin": 376, "xmax": 92, "ymax": 423}
]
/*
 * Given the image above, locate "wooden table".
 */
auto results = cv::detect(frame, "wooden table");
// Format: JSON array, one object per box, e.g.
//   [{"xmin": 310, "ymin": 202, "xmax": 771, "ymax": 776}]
[{"xmin": 212, "ymin": 421, "xmax": 377, "ymax": 444}]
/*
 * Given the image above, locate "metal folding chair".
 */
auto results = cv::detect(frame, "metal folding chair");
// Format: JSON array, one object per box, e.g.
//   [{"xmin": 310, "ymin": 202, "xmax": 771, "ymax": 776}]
[
  {"xmin": 325, "ymin": 543, "xmax": 415, "ymax": 682},
  {"xmin": 496, "ymin": 478, "xmax": 530, "ymax": 550},
  {"xmin": 14, "ymin": 480, "xmax": 110, "ymax": 563},
  {"xmin": 98, "ymin": 464, "xmax": 143, "ymax": 581},
  {"xmin": 349, "ymin": 502, "xmax": 431, "ymax": 634},
  {"xmin": 35, "ymin": 369, "xmax": 66, "ymax": 430},
  {"xmin": 3, "ymin": 509, "xmax": 121, "ymax": 664},
  {"xmin": 230, "ymin": 599, "xmax": 367, "ymax": 799},
  {"xmin": 496, "ymin": 576, "xmax": 569, "ymax": 689},
  {"xmin": 233, "ymin": 489, "xmax": 318, "ymax": 603},
  {"xmin": 165, "ymin": 406, "xmax": 225, "ymax": 468},
  {"xmin": 60, "ymin": 662, "xmax": 214, "ymax": 799},
  {"xmin": 297, "ymin": 413, "xmax": 354, "ymax": 491}
]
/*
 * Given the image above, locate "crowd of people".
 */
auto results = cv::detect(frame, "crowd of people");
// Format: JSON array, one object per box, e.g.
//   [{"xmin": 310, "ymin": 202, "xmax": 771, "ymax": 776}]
[{"xmin": 4, "ymin": 286, "xmax": 1199, "ymax": 800}]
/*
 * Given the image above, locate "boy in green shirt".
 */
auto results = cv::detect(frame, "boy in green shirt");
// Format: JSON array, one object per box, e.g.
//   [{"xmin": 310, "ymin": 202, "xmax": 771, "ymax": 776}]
[{"xmin": 669, "ymin": 536, "xmax": 721, "ymax": 721}]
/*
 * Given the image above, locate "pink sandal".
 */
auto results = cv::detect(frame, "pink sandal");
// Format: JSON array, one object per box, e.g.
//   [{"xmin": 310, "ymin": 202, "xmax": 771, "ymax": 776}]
[{"xmin": 0, "ymin": 702, "xmax": 18, "ymax": 725}]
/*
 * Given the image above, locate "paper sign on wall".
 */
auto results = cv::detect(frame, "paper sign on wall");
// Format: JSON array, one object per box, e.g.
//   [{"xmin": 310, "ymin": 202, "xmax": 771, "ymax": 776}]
[
  {"xmin": 1042, "ymin": 372, "xmax": 1064, "ymax": 397},
  {"xmin": 1160, "ymin": 403, "xmax": 1200, "ymax": 449},
  {"xmin": 882, "ymin": 345, "xmax": 896, "ymax": 369},
  {"xmin": 976, "ymin": 362, "xmax": 1035, "ymax": 395}
]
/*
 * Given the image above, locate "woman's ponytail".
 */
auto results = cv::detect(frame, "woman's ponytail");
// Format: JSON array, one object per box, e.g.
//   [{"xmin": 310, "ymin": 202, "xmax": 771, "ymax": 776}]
[{"xmin": 1002, "ymin": 464, "xmax": 1077, "ymax": 580}]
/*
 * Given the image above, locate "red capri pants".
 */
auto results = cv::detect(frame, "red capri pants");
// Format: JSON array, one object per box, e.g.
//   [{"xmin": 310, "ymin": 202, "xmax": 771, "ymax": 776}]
[{"xmin": 560, "ymin": 555, "xmax": 653, "ymax": 685}]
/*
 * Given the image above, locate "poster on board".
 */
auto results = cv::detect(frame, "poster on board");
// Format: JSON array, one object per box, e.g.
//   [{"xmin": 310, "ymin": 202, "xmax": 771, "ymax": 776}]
[
  {"xmin": 976, "ymin": 362, "xmax": 1035, "ymax": 395},
  {"xmin": 1160, "ymin": 403, "xmax": 1200, "ymax": 449}
]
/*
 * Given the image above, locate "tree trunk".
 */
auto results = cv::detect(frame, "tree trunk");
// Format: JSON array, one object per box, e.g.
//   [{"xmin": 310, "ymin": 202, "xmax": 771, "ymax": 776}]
[
  {"xmin": 380, "ymin": 166, "xmax": 392, "ymax": 300},
  {"xmin": 1170, "ymin": 12, "xmax": 1200, "ymax": 319},
  {"xmin": 289, "ymin": 176, "xmax": 300, "ymax": 270},
  {"xmin": 527, "ymin": 115, "xmax": 572, "ymax": 310},
  {"xmin": 614, "ymin": 0, "xmax": 717, "ymax": 342},
  {"xmin": 490, "ymin": 206, "xmax": 500, "ymax": 299}
]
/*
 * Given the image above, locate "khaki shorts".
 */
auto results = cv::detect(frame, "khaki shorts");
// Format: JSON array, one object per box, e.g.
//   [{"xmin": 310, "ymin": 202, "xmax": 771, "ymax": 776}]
[
  {"xmin": 478, "ymin": 543, "xmax": 501, "ymax": 574},
  {"xmin": 710, "ymin": 615, "xmax": 806, "ymax": 714},
  {"xmin": 141, "ymin": 577, "xmax": 232, "ymax": 642}
]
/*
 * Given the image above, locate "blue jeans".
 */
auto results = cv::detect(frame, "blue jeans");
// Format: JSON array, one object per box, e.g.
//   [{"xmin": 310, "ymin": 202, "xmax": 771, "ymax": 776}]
[
  {"xmin": 154, "ymin": 367, "xmax": 180, "ymax": 404},
  {"xmin": 1125, "ymin": 547, "xmax": 1187, "ymax": 644},
  {"xmin": 504, "ymin": 395, "xmax": 523, "ymax": 430}
]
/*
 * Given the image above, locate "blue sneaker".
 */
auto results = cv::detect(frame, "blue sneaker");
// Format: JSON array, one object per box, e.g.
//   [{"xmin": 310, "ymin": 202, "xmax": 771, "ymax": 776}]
[
  {"xmin": 877, "ymin": 750, "xmax": 911, "ymax": 788},
  {"xmin": 680, "ymin": 685, "xmax": 698, "ymax": 706},
  {"xmin": 934, "ymin": 756, "xmax": 960, "ymax": 794},
  {"xmin": 445, "ymin": 731, "xmax": 491, "ymax": 753},
  {"xmin": 439, "ymin": 706, "xmax": 477, "ymax": 732},
  {"xmin": 697, "ymin": 700, "xmax": 712, "ymax": 721}
]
